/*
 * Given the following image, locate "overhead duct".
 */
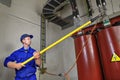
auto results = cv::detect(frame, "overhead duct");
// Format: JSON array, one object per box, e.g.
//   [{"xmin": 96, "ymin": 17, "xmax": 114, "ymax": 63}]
[
  {"xmin": 42, "ymin": 0, "xmax": 82, "ymax": 29},
  {"xmin": 42, "ymin": 0, "xmax": 74, "ymax": 29}
]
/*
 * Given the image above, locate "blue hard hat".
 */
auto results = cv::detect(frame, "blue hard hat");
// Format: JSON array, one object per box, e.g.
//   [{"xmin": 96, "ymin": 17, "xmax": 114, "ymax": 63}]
[{"xmin": 20, "ymin": 34, "xmax": 33, "ymax": 42}]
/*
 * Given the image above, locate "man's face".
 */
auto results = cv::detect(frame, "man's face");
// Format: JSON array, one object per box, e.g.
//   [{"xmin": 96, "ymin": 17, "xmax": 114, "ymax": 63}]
[{"xmin": 22, "ymin": 37, "xmax": 31, "ymax": 46}]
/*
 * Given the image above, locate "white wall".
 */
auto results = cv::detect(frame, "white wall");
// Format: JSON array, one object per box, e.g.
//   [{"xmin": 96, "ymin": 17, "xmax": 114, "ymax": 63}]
[
  {"xmin": 61, "ymin": 34, "xmax": 78, "ymax": 80},
  {"xmin": 40, "ymin": 22, "xmax": 65, "ymax": 80}
]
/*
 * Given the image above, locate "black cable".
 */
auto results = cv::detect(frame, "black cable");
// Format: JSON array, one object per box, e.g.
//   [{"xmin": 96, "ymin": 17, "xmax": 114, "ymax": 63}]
[
  {"xmin": 101, "ymin": 0, "xmax": 106, "ymax": 6},
  {"xmin": 96, "ymin": 0, "xmax": 101, "ymax": 7},
  {"xmin": 69, "ymin": 0, "xmax": 80, "ymax": 18},
  {"xmin": 86, "ymin": 0, "xmax": 92, "ymax": 16}
]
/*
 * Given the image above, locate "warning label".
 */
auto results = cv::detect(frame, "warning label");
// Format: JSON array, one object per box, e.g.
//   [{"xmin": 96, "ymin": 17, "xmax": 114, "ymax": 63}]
[{"xmin": 111, "ymin": 52, "xmax": 120, "ymax": 62}]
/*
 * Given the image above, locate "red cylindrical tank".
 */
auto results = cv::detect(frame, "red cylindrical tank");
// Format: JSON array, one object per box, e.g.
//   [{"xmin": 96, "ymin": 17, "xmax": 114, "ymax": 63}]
[
  {"xmin": 74, "ymin": 34, "xmax": 103, "ymax": 80},
  {"xmin": 97, "ymin": 26, "xmax": 120, "ymax": 80}
]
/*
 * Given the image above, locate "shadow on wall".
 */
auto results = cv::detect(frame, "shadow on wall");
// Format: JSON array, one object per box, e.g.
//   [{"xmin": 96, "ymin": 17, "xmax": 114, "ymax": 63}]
[
  {"xmin": 0, "ymin": 57, "xmax": 15, "ymax": 80},
  {"xmin": 0, "ymin": 42, "xmax": 15, "ymax": 79},
  {"xmin": 0, "ymin": 39, "xmax": 17, "ymax": 79}
]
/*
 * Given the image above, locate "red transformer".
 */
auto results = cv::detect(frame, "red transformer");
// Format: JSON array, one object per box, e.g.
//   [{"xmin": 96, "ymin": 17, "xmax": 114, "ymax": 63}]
[
  {"xmin": 74, "ymin": 34, "xmax": 103, "ymax": 80},
  {"xmin": 97, "ymin": 26, "xmax": 120, "ymax": 80}
]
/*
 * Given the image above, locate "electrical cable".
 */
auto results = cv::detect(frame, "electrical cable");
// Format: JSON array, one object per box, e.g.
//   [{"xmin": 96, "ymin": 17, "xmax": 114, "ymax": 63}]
[{"xmin": 45, "ymin": 71, "xmax": 59, "ymax": 76}]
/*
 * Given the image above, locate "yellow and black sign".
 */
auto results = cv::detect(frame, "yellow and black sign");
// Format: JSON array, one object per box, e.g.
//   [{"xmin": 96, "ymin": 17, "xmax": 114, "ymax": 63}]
[{"xmin": 111, "ymin": 52, "xmax": 120, "ymax": 62}]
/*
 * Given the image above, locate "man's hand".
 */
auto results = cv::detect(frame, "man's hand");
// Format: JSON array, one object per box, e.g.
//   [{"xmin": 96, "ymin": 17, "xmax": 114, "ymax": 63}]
[
  {"xmin": 15, "ymin": 63, "xmax": 24, "ymax": 70},
  {"xmin": 7, "ymin": 62, "xmax": 24, "ymax": 70},
  {"xmin": 33, "ymin": 51, "xmax": 40, "ymax": 59},
  {"xmin": 33, "ymin": 51, "xmax": 41, "ymax": 66}
]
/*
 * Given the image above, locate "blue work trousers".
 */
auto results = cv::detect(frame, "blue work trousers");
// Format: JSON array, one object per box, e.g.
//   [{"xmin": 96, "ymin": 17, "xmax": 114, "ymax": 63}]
[{"xmin": 15, "ymin": 74, "xmax": 36, "ymax": 80}]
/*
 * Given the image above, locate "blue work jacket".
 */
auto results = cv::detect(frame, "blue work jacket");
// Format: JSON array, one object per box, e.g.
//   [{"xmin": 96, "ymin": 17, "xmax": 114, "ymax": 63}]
[{"xmin": 4, "ymin": 47, "xmax": 37, "ymax": 78}]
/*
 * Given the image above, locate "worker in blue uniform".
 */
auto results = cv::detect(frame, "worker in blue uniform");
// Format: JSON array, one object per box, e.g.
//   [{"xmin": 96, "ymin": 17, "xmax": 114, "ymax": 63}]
[{"xmin": 4, "ymin": 34, "xmax": 41, "ymax": 80}]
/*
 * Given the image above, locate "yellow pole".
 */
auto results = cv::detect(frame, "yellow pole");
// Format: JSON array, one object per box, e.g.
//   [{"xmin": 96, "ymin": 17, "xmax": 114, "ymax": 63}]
[{"xmin": 21, "ymin": 21, "xmax": 92, "ymax": 66}]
